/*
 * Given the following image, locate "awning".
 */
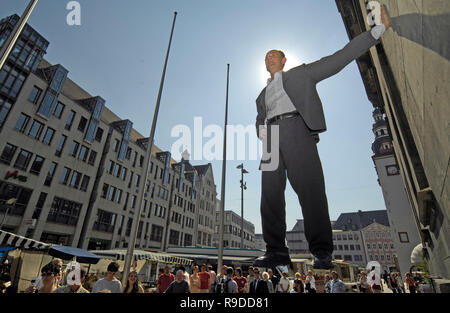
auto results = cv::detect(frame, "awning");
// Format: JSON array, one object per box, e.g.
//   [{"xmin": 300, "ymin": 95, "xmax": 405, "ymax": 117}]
[
  {"xmin": 169, "ymin": 253, "xmax": 255, "ymax": 263},
  {"xmin": 0, "ymin": 229, "xmax": 50, "ymax": 250},
  {"xmin": 90, "ymin": 249, "xmax": 192, "ymax": 265},
  {"xmin": 49, "ymin": 246, "xmax": 101, "ymax": 264}
]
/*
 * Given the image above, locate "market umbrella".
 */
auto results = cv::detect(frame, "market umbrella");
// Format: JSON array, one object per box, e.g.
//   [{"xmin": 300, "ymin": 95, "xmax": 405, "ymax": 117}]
[{"xmin": 48, "ymin": 246, "xmax": 100, "ymax": 264}]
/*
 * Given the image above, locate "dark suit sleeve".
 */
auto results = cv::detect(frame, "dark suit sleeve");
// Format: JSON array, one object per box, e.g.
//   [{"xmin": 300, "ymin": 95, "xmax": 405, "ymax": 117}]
[
  {"xmin": 255, "ymin": 91, "xmax": 266, "ymax": 139},
  {"xmin": 306, "ymin": 30, "xmax": 380, "ymax": 83}
]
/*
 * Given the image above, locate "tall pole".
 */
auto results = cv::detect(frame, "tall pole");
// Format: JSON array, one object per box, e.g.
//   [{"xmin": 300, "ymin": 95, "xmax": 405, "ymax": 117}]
[
  {"xmin": 240, "ymin": 166, "xmax": 244, "ymax": 249},
  {"xmin": 217, "ymin": 64, "xmax": 230, "ymax": 272},
  {"xmin": 122, "ymin": 12, "xmax": 178, "ymax": 287},
  {"xmin": 0, "ymin": 0, "xmax": 39, "ymax": 70}
]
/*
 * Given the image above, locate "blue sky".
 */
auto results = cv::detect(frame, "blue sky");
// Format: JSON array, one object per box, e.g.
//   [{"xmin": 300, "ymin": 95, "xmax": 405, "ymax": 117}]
[{"xmin": 1, "ymin": 0, "xmax": 387, "ymax": 233}]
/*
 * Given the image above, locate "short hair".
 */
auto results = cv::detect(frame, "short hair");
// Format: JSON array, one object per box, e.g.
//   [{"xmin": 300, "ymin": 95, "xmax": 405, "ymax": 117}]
[
  {"xmin": 41, "ymin": 262, "xmax": 60, "ymax": 275},
  {"xmin": 248, "ymin": 267, "xmax": 254, "ymax": 271},
  {"xmin": 52, "ymin": 258, "xmax": 63, "ymax": 266},
  {"xmin": 282, "ymin": 271, "xmax": 287, "ymax": 275},
  {"xmin": 267, "ymin": 49, "xmax": 286, "ymax": 59},
  {"xmin": 179, "ymin": 266, "xmax": 186, "ymax": 272},
  {"xmin": 107, "ymin": 262, "xmax": 120, "ymax": 273},
  {"xmin": 208, "ymin": 265, "xmax": 213, "ymax": 270},
  {"xmin": 331, "ymin": 271, "xmax": 339, "ymax": 278},
  {"xmin": 176, "ymin": 270, "xmax": 184, "ymax": 275},
  {"xmin": 226, "ymin": 267, "xmax": 234, "ymax": 275},
  {"xmin": 235, "ymin": 268, "xmax": 242, "ymax": 275}
]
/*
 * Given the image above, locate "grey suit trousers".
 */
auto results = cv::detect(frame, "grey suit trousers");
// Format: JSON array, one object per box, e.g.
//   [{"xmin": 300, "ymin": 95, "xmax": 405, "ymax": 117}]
[{"xmin": 261, "ymin": 114, "xmax": 333, "ymax": 256}]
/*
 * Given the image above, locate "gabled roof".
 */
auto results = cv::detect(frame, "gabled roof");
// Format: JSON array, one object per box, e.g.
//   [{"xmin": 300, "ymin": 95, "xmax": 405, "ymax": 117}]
[
  {"xmin": 194, "ymin": 164, "xmax": 212, "ymax": 176},
  {"xmin": 333, "ymin": 210, "xmax": 389, "ymax": 231}
]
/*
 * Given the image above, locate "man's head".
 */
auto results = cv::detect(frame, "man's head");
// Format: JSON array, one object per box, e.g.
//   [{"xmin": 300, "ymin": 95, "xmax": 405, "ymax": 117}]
[
  {"xmin": 248, "ymin": 267, "xmax": 254, "ymax": 275},
  {"xmin": 176, "ymin": 270, "xmax": 184, "ymax": 282},
  {"xmin": 253, "ymin": 268, "xmax": 261, "ymax": 279},
  {"xmin": 41, "ymin": 262, "xmax": 60, "ymax": 286},
  {"xmin": 201, "ymin": 264, "xmax": 207, "ymax": 272},
  {"xmin": 268, "ymin": 269, "xmax": 273, "ymax": 277},
  {"xmin": 226, "ymin": 267, "xmax": 234, "ymax": 278},
  {"xmin": 179, "ymin": 266, "xmax": 186, "ymax": 273},
  {"xmin": 265, "ymin": 49, "xmax": 287, "ymax": 77},
  {"xmin": 235, "ymin": 268, "xmax": 242, "ymax": 277},
  {"xmin": 107, "ymin": 262, "xmax": 119, "ymax": 277},
  {"xmin": 331, "ymin": 271, "xmax": 339, "ymax": 280},
  {"xmin": 164, "ymin": 266, "xmax": 171, "ymax": 274}
]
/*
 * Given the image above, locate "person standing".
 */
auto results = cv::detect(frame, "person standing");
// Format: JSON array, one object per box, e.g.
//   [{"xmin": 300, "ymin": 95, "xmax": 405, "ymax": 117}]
[
  {"xmin": 405, "ymin": 272, "xmax": 417, "ymax": 294},
  {"xmin": 262, "ymin": 272, "xmax": 274, "ymax": 293},
  {"xmin": 388, "ymin": 272, "xmax": 399, "ymax": 293},
  {"xmin": 91, "ymin": 262, "xmax": 122, "ymax": 293},
  {"xmin": 25, "ymin": 262, "xmax": 60, "ymax": 293},
  {"xmin": 359, "ymin": 271, "xmax": 370, "ymax": 293},
  {"xmin": 330, "ymin": 271, "xmax": 346, "ymax": 293},
  {"xmin": 123, "ymin": 270, "xmax": 145, "ymax": 293},
  {"xmin": 208, "ymin": 265, "xmax": 218, "ymax": 293},
  {"xmin": 233, "ymin": 268, "xmax": 248, "ymax": 294},
  {"xmin": 305, "ymin": 271, "xmax": 316, "ymax": 293},
  {"xmin": 189, "ymin": 265, "xmax": 201, "ymax": 293},
  {"xmin": 249, "ymin": 268, "xmax": 269, "ymax": 293},
  {"xmin": 246, "ymin": 267, "xmax": 256, "ymax": 292},
  {"xmin": 198, "ymin": 264, "xmax": 211, "ymax": 293},
  {"xmin": 324, "ymin": 274, "xmax": 332, "ymax": 293},
  {"xmin": 293, "ymin": 273, "xmax": 304, "ymax": 293},
  {"xmin": 277, "ymin": 271, "xmax": 290, "ymax": 293},
  {"xmin": 157, "ymin": 266, "xmax": 175, "ymax": 294},
  {"xmin": 222, "ymin": 267, "xmax": 238, "ymax": 294},
  {"xmin": 268, "ymin": 269, "xmax": 279, "ymax": 292},
  {"xmin": 165, "ymin": 270, "xmax": 191, "ymax": 294},
  {"xmin": 253, "ymin": 6, "xmax": 391, "ymax": 269}
]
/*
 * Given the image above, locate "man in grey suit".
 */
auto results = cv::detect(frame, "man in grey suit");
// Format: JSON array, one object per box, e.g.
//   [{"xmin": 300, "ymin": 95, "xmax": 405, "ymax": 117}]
[{"xmin": 254, "ymin": 6, "xmax": 390, "ymax": 269}]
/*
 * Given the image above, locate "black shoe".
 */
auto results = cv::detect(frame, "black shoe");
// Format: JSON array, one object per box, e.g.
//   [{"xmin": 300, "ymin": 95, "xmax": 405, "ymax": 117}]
[
  {"xmin": 253, "ymin": 252, "xmax": 291, "ymax": 267},
  {"xmin": 313, "ymin": 251, "xmax": 334, "ymax": 270}
]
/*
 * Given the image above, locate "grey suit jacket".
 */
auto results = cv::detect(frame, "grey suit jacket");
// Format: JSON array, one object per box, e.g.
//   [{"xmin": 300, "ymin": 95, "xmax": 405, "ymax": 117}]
[{"xmin": 256, "ymin": 30, "xmax": 380, "ymax": 138}]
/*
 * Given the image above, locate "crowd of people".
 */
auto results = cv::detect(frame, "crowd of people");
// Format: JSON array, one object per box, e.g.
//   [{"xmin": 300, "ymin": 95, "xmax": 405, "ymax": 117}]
[{"xmin": 0, "ymin": 257, "xmax": 427, "ymax": 294}]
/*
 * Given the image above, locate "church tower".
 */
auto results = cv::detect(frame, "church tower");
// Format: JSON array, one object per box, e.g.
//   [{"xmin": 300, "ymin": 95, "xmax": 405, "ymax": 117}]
[{"xmin": 371, "ymin": 108, "xmax": 421, "ymax": 276}]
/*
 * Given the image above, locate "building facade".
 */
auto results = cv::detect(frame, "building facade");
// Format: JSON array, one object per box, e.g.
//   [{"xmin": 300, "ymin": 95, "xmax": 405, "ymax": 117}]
[
  {"xmin": 332, "ymin": 229, "xmax": 367, "ymax": 267},
  {"xmin": 0, "ymin": 14, "xmax": 216, "ymax": 252},
  {"xmin": 214, "ymin": 210, "xmax": 255, "ymax": 249},
  {"xmin": 336, "ymin": 0, "xmax": 450, "ymax": 283},
  {"xmin": 254, "ymin": 234, "xmax": 265, "ymax": 251},
  {"xmin": 286, "ymin": 220, "xmax": 309, "ymax": 254},
  {"xmin": 371, "ymin": 108, "xmax": 421, "ymax": 277},
  {"xmin": 361, "ymin": 222, "xmax": 397, "ymax": 272}
]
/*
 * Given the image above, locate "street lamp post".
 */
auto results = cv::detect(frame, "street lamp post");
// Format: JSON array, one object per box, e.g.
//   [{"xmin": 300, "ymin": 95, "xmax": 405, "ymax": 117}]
[
  {"xmin": 0, "ymin": 0, "xmax": 39, "ymax": 70},
  {"xmin": 121, "ymin": 12, "xmax": 178, "ymax": 287},
  {"xmin": 1, "ymin": 198, "xmax": 17, "ymax": 229},
  {"xmin": 217, "ymin": 64, "xmax": 230, "ymax": 273},
  {"xmin": 236, "ymin": 164, "xmax": 248, "ymax": 249}
]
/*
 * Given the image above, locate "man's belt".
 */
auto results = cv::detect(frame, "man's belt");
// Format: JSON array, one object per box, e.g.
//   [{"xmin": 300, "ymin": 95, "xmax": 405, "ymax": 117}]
[{"xmin": 267, "ymin": 111, "xmax": 300, "ymax": 124}]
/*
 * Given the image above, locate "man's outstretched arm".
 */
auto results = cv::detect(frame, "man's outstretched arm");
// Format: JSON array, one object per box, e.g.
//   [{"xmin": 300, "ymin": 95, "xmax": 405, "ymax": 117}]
[{"xmin": 306, "ymin": 5, "xmax": 390, "ymax": 83}]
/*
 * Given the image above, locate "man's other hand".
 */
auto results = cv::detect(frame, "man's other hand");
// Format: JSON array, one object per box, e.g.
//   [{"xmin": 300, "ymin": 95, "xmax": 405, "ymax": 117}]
[
  {"xmin": 259, "ymin": 127, "xmax": 267, "ymax": 140},
  {"xmin": 381, "ymin": 5, "xmax": 390, "ymax": 29}
]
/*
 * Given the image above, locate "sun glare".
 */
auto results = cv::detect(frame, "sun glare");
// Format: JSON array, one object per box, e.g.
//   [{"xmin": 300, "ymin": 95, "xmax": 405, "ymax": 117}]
[{"xmin": 259, "ymin": 52, "xmax": 301, "ymax": 86}]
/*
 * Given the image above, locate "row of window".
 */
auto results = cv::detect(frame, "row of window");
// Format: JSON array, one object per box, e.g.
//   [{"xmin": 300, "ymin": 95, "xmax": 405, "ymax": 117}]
[
  {"xmin": 333, "ymin": 233, "xmax": 359, "ymax": 241},
  {"xmin": 367, "ymin": 243, "xmax": 395, "ymax": 250},
  {"xmin": 333, "ymin": 255, "xmax": 364, "ymax": 262},
  {"xmin": 59, "ymin": 166, "xmax": 90, "ymax": 192},
  {"xmin": 369, "ymin": 253, "xmax": 393, "ymax": 262},
  {"xmin": 334, "ymin": 244, "xmax": 361, "ymax": 251}
]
